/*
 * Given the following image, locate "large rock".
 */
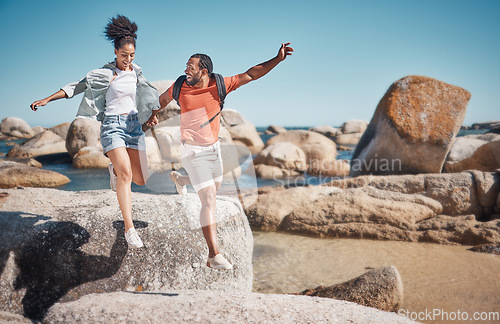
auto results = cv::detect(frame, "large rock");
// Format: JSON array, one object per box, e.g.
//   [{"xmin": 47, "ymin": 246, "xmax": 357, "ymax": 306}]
[
  {"xmin": 72, "ymin": 146, "xmax": 110, "ymax": 169},
  {"xmin": 0, "ymin": 188, "xmax": 252, "ymax": 320},
  {"xmin": 6, "ymin": 131, "xmax": 67, "ymax": 158},
  {"xmin": 0, "ymin": 161, "xmax": 70, "ymax": 188},
  {"xmin": 445, "ymin": 140, "xmax": 500, "ymax": 173},
  {"xmin": 266, "ymin": 125, "xmax": 287, "ymax": 134},
  {"xmin": 0, "ymin": 117, "xmax": 34, "ymax": 139},
  {"xmin": 444, "ymin": 134, "xmax": 500, "ymax": 173},
  {"xmin": 244, "ymin": 172, "xmax": 500, "ymax": 245},
  {"xmin": 253, "ymin": 164, "xmax": 300, "ymax": 179},
  {"xmin": 65, "ymin": 118, "xmax": 101, "ymax": 158},
  {"xmin": 335, "ymin": 132, "xmax": 364, "ymax": 145},
  {"xmin": 337, "ymin": 120, "xmax": 368, "ymax": 135},
  {"xmin": 222, "ymin": 110, "xmax": 264, "ymax": 155},
  {"xmin": 351, "ymin": 76, "xmax": 470, "ymax": 177},
  {"xmin": 42, "ymin": 290, "xmax": 416, "ymax": 324},
  {"xmin": 300, "ymin": 266, "xmax": 404, "ymax": 312},
  {"xmin": 48, "ymin": 123, "xmax": 71, "ymax": 141},
  {"xmin": 253, "ymin": 142, "xmax": 306, "ymax": 173},
  {"xmin": 266, "ymin": 130, "xmax": 338, "ymax": 176},
  {"xmin": 309, "ymin": 125, "xmax": 338, "ymax": 139}
]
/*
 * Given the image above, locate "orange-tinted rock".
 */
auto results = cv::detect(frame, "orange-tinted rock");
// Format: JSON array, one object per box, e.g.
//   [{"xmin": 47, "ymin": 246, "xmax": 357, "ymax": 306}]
[{"xmin": 351, "ymin": 76, "xmax": 470, "ymax": 176}]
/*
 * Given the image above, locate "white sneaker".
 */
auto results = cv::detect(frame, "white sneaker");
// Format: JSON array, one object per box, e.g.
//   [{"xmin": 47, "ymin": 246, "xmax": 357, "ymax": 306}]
[
  {"xmin": 125, "ymin": 228, "xmax": 143, "ymax": 248},
  {"xmin": 108, "ymin": 163, "xmax": 117, "ymax": 192},
  {"xmin": 170, "ymin": 171, "xmax": 187, "ymax": 195},
  {"xmin": 207, "ymin": 254, "xmax": 233, "ymax": 270}
]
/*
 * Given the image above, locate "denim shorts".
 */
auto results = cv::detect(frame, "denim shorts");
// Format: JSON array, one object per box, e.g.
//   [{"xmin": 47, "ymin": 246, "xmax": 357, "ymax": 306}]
[
  {"xmin": 181, "ymin": 141, "xmax": 223, "ymax": 192},
  {"xmin": 100, "ymin": 114, "xmax": 146, "ymax": 154}
]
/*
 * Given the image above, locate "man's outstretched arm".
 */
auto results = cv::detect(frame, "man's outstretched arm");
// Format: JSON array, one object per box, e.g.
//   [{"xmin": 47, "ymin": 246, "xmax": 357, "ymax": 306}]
[{"xmin": 238, "ymin": 42, "xmax": 293, "ymax": 87}]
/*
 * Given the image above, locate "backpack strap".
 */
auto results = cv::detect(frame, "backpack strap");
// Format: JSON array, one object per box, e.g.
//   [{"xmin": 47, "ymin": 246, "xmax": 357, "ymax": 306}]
[
  {"xmin": 200, "ymin": 73, "xmax": 226, "ymax": 129},
  {"xmin": 172, "ymin": 75, "xmax": 186, "ymax": 105}
]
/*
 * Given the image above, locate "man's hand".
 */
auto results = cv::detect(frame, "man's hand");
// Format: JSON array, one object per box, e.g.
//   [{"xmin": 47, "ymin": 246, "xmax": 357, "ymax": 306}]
[
  {"xmin": 30, "ymin": 98, "xmax": 49, "ymax": 111},
  {"xmin": 277, "ymin": 42, "xmax": 294, "ymax": 61}
]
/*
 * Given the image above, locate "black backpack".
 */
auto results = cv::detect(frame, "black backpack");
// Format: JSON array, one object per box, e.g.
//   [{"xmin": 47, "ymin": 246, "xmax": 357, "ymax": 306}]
[{"xmin": 172, "ymin": 73, "xmax": 226, "ymax": 129}]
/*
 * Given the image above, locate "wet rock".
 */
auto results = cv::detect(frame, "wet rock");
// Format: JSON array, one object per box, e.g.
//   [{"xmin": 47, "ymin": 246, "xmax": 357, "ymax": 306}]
[
  {"xmin": 0, "ymin": 188, "xmax": 252, "ymax": 320},
  {"xmin": 0, "ymin": 161, "xmax": 70, "ymax": 188},
  {"xmin": 0, "ymin": 117, "xmax": 34, "ymax": 139},
  {"xmin": 65, "ymin": 118, "xmax": 101, "ymax": 158},
  {"xmin": 351, "ymin": 76, "xmax": 470, "ymax": 177},
  {"xmin": 42, "ymin": 290, "xmax": 416, "ymax": 324},
  {"xmin": 6, "ymin": 131, "xmax": 66, "ymax": 158},
  {"xmin": 300, "ymin": 266, "xmax": 404, "ymax": 312}
]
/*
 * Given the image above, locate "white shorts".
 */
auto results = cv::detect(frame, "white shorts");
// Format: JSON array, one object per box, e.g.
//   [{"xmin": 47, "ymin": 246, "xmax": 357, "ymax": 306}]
[{"xmin": 180, "ymin": 141, "xmax": 223, "ymax": 192}]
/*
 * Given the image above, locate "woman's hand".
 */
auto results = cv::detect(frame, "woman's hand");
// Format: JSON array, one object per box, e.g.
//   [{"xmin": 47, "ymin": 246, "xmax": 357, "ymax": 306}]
[
  {"xmin": 30, "ymin": 99, "xmax": 49, "ymax": 111},
  {"xmin": 145, "ymin": 114, "xmax": 158, "ymax": 127}
]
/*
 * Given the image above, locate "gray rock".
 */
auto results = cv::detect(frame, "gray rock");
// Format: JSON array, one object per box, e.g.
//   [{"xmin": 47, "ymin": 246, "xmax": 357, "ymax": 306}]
[
  {"xmin": 0, "ymin": 188, "xmax": 252, "ymax": 320},
  {"xmin": 300, "ymin": 266, "xmax": 404, "ymax": 312},
  {"xmin": 42, "ymin": 290, "xmax": 417, "ymax": 324},
  {"xmin": 335, "ymin": 132, "xmax": 363, "ymax": 145},
  {"xmin": 66, "ymin": 118, "xmax": 101, "ymax": 158},
  {"xmin": 6, "ymin": 130, "xmax": 66, "ymax": 158},
  {"xmin": 48, "ymin": 123, "xmax": 71, "ymax": 141},
  {"xmin": 309, "ymin": 125, "xmax": 338, "ymax": 138},
  {"xmin": 0, "ymin": 117, "xmax": 34, "ymax": 138},
  {"xmin": 445, "ymin": 140, "xmax": 500, "ymax": 173},
  {"xmin": 0, "ymin": 311, "xmax": 31, "ymax": 324},
  {"xmin": 266, "ymin": 125, "xmax": 287, "ymax": 134},
  {"xmin": 337, "ymin": 119, "xmax": 368, "ymax": 135}
]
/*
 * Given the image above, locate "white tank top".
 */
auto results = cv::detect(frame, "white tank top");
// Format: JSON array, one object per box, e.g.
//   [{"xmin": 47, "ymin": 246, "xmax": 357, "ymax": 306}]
[{"xmin": 105, "ymin": 68, "xmax": 138, "ymax": 115}]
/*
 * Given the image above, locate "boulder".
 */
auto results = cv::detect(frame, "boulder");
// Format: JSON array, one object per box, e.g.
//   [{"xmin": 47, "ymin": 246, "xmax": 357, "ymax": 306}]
[
  {"xmin": 0, "ymin": 311, "xmax": 31, "ymax": 324},
  {"xmin": 337, "ymin": 120, "xmax": 368, "ymax": 135},
  {"xmin": 6, "ymin": 131, "xmax": 67, "ymax": 158},
  {"xmin": 48, "ymin": 123, "xmax": 71, "ymax": 141},
  {"xmin": 222, "ymin": 110, "xmax": 264, "ymax": 154},
  {"xmin": 42, "ymin": 290, "xmax": 415, "ymax": 324},
  {"xmin": 72, "ymin": 146, "xmax": 110, "ymax": 169},
  {"xmin": 471, "ymin": 121, "xmax": 500, "ymax": 130},
  {"xmin": 244, "ymin": 172, "xmax": 500, "ymax": 244},
  {"xmin": 266, "ymin": 125, "xmax": 287, "ymax": 134},
  {"xmin": 0, "ymin": 161, "xmax": 70, "ymax": 188},
  {"xmin": 309, "ymin": 125, "xmax": 338, "ymax": 138},
  {"xmin": 0, "ymin": 188, "xmax": 253, "ymax": 320},
  {"xmin": 31, "ymin": 126, "xmax": 46, "ymax": 135},
  {"xmin": 253, "ymin": 164, "xmax": 300, "ymax": 179},
  {"xmin": 335, "ymin": 132, "xmax": 364, "ymax": 145},
  {"xmin": 350, "ymin": 76, "xmax": 470, "ymax": 177},
  {"xmin": 445, "ymin": 140, "xmax": 500, "ymax": 173},
  {"xmin": 266, "ymin": 130, "xmax": 337, "ymax": 176},
  {"xmin": 152, "ymin": 125, "xmax": 182, "ymax": 164},
  {"xmin": 66, "ymin": 118, "xmax": 101, "ymax": 158},
  {"xmin": 0, "ymin": 117, "xmax": 34, "ymax": 138},
  {"xmin": 253, "ymin": 142, "xmax": 306, "ymax": 172},
  {"xmin": 300, "ymin": 266, "xmax": 404, "ymax": 312}
]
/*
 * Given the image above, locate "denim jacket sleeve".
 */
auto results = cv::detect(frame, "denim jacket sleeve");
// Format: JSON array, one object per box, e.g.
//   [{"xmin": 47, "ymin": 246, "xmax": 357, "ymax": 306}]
[{"xmin": 61, "ymin": 77, "xmax": 87, "ymax": 99}]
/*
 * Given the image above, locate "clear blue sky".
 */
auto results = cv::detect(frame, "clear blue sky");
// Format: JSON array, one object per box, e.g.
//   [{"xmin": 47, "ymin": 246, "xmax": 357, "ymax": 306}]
[{"xmin": 1, "ymin": 0, "xmax": 498, "ymax": 128}]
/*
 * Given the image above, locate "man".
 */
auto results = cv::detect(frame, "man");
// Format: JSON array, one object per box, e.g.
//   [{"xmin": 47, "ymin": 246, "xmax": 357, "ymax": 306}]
[{"xmin": 147, "ymin": 43, "xmax": 293, "ymax": 270}]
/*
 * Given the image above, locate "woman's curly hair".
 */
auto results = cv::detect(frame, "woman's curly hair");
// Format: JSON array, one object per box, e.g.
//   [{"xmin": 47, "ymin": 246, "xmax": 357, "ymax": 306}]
[{"xmin": 104, "ymin": 15, "xmax": 138, "ymax": 49}]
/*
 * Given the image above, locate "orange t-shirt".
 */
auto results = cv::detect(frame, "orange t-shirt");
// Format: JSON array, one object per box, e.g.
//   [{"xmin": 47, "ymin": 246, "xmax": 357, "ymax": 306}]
[{"xmin": 167, "ymin": 75, "xmax": 240, "ymax": 145}]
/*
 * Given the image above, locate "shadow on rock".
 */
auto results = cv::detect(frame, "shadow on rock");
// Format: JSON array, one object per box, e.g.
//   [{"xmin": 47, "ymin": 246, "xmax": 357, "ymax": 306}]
[{"xmin": 9, "ymin": 219, "xmax": 132, "ymax": 320}]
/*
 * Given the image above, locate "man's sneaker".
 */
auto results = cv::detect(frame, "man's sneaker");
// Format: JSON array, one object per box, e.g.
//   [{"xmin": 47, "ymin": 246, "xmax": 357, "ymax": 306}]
[
  {"xmin": 108, "ymin": 163, "xmax": 117, "ymax": 192},
  {"xmin": 170, "ymin": 171, "xmax": 187, "ymax": 195},
  {"xmin": 207, "ymin": 254, "xmax": 233, "ymax": 270},
  {"xmin": 125, "ymin": 228, "xmax": 143, "ymax": 248}
]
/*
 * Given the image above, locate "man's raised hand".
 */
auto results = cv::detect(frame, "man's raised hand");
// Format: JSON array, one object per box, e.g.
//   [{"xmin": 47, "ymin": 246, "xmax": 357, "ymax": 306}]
[{"xmin": 277, "ymin": 42, "xmax": 294, "ymax": 61}]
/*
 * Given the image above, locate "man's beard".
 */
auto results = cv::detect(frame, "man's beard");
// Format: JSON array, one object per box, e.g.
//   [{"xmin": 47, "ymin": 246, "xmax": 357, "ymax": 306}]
[{"xmin": 186, "ymin": 72, "xmax": 201, "ymax": 86}]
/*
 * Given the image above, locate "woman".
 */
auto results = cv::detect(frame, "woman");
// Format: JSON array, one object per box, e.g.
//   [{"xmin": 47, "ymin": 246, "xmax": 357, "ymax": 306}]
[{"xmin": 30, "ymin": 15, "xmax": 159, "ymax": 248}]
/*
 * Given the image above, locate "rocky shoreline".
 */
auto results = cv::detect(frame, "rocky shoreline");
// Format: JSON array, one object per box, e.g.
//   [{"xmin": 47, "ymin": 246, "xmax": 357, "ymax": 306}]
[{"xmin": 1, "ymin": 75, "xmax": 499, "ymax": 322}]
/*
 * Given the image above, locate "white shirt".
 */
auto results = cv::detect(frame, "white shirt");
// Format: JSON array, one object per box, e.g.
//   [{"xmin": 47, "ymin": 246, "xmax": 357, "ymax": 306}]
[{"xmin": 105, "ymin": 68, "xmax": 138, "ymax": 115}]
